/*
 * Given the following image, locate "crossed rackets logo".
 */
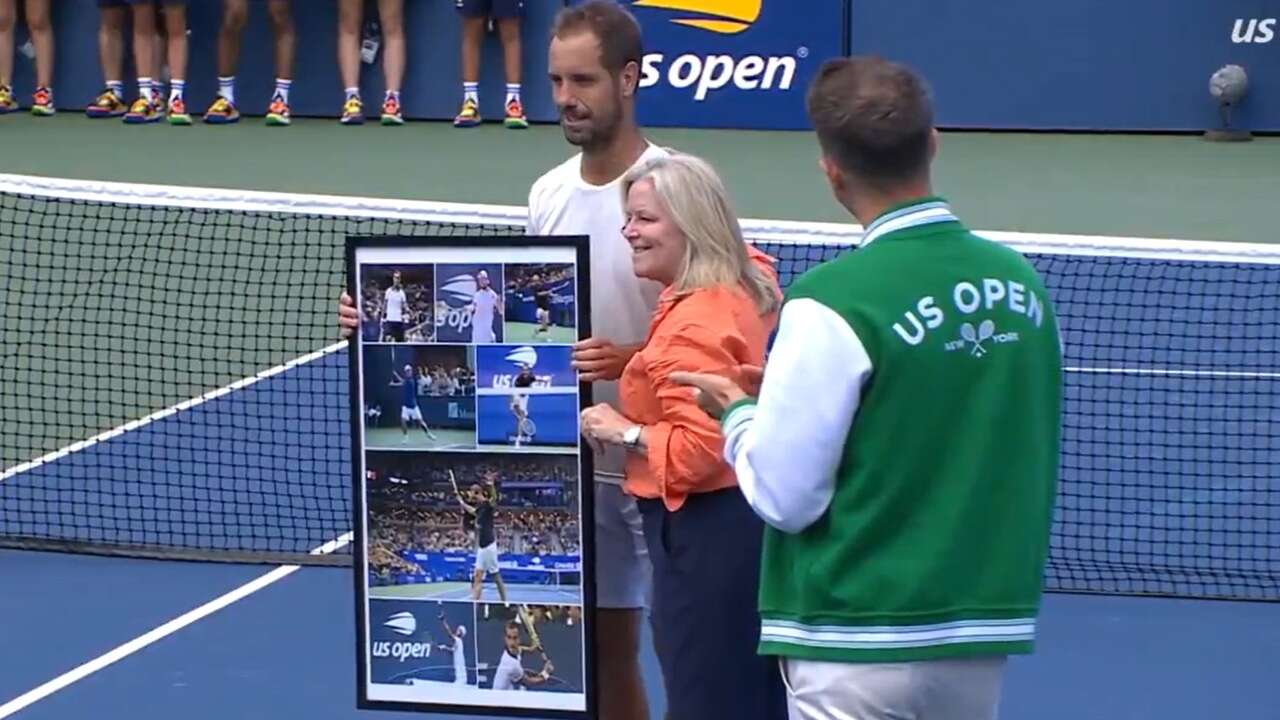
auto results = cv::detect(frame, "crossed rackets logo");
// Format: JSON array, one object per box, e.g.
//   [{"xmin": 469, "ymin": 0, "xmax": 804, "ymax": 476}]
[{"xmin": 959, "ymin": 320, "xmax": 995, "ymax": 356}]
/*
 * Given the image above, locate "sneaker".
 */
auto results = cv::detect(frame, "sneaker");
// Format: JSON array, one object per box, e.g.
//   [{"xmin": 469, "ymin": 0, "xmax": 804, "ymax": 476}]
[
  {"xmin": 167, "ymin": 97, "xmax": 192, "ymax": 126},
  {"xmin": 123, "ymin": 97, "xmax": 161, "ymax": 124},
  {"xmin": 86, "ymin": 88, "xmax": 127, "ymax": 118},
  {"xmin": 0, "ymin": 86, "xmax": 19, "ymax": 114},
  {"xmin": 341, "ymin": 96, "xmax": 364, "ymax": 125},
  {"xmin": 453, "ymin": 98, "xmax": 481, "ymax": 128},
  {"xmin": 504, "ymin": 98, "xmax": 528, "ymax": 129},
  {"xmin": 203, "ymin": 96, "xmax": 240, "ymax": 124},
  {"xmin": 265, "ymin": 95, "xmax": 291, "ymax": 126},
  {"xmin": 380, "ymin": 95, "xmax": 404, "ymax": 126},
  {"xmin": 30, "ymin": 87, "xmax": 55, "ymax": 116}
]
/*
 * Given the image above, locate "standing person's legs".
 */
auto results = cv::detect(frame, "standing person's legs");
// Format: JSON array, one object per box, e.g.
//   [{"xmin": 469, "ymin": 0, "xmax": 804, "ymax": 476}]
[
  {"xmin": 159, "ymin": 0, "xmax": 188, "ymax": 124},
  {"xmin": 336, "ymin": 0, "xmax": 362, "ymax": 123},
  {"xmin": 205, "ymin": 0, "xmax": 246, "ymax": 122},
  {"xmin": 87, "ymin": 2, "xmax": 127, "ymax": 117},
  {"xmin": 24, "ymin": 0, "xmax": 53, "ymax": 114},
  {"xmin": 780, "ymin": 655, "xmax": 1008, "ymax": 720},
  {"xmin": 0, "ymin": 0, "xmax": 15, "ymax": 112},
  {"xmin": 123, "ymin": 1, "xmax": 160, "ymax": 124},
  {"xmin": 453, "ymin": 0, "xmax": 487, "ymax": 127},
  {"xmin": 492, "ymin": 0, "xmax": 525, "ymax": 128},
  {"xmin": 596, "ymin": 481, "xmax": 652, "ymax": 720},
  {"xmin": 375, "ymin": 0, "xmax": 403, "ymax": 124},
  {"xmin": 264, "ymin": 0, "xmax": 294, "ymax": 124},
  {"xmin": 639, "ymin": 488, "xmax": 786, "ymax": 720}
]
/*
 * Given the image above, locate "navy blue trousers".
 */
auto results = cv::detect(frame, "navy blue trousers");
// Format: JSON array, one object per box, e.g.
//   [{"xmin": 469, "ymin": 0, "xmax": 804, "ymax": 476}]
[{"xmin": 638, "ymin": 488, "xmax": 788, "ymax": 720}]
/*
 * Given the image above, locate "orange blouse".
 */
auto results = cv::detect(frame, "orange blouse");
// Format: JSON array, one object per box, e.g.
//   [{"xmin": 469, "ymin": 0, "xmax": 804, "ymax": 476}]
[{"xmin": 618, "ymin": 248, "xmax": 781, "ymax": 512}]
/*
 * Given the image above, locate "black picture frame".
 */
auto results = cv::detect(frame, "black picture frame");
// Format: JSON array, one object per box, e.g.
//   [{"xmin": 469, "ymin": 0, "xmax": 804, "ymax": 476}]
[{"xmin": 346, "ymin": 234, "xmax": 595, "ymax": 719}]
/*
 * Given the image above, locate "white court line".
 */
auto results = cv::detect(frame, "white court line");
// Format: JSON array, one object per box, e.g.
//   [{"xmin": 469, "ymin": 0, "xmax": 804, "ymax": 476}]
[
  {"xmin": 0, "ymin": 531, "xmax": 353, "ymax": 719},
  {"xmin": 1067, "ymin": 366, "xmax": 1280, "ymax": 380},
  {"xmin": 0, "ymin": 341, "xmax": 349, "ymax": 482}
]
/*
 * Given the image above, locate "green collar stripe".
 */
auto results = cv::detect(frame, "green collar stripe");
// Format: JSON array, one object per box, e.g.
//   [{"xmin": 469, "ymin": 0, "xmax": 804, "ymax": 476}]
[{"xmin": 760, "ymin": 618, "xmax": 1036, "ymax": 649}]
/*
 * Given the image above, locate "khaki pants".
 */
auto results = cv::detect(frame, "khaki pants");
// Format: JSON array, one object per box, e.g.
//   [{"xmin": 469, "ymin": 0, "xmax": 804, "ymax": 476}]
[{"xmin": 779, "ymin": 655, "xmax": 1007, "ymax": 720}]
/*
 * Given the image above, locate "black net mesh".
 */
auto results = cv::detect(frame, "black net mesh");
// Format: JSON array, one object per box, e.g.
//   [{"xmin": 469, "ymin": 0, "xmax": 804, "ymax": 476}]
[{"xmin": 1, "ymin": 187, "xmax": 1276, "ymax": 600}]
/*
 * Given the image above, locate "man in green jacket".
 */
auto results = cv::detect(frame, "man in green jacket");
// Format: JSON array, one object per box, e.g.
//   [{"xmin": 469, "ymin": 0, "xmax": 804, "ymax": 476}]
[{"xmin": 673, "ymin": 56, "xmax": 1063, "ymax": 720}]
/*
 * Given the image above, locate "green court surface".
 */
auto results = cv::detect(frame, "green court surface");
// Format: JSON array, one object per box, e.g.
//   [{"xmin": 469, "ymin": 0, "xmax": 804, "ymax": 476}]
[
  {"xmin": 1, "ymin": 114, "xmax": 1278, "ymax": 243},
  {"xmin": 503, "ymin": 322, "xmax": 577, "ymax": 344},
  {"xmin": 364, "ymin": 428, "xmax": 477, "ymax": 452}
]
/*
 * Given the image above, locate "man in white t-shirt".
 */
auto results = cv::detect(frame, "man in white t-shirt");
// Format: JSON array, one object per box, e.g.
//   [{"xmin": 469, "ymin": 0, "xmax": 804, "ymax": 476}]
[
  {"xmin": 338, "ymin": 5, "xmax": 658, "ymax": 716},
  {"xmin": 435, "ymin": 613, "xmax": 470, "ymax": 686},
  {"xmin": 527, "ymin": 4, "xmax": 669, "ymax": 718},
  {"xmin": 381, "ymin": 271, "xmax": 408, "ymax": 342},
  {"xmin": 490, "ymin": 620, "xmax": 552, "ymax": 691},
  {"xmin": 469, "ymin": 269, "xmax": 502, "ymax": 344}
]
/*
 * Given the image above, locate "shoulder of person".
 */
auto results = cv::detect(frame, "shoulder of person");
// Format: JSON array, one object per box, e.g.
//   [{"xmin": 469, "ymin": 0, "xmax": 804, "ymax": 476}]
[
  {"xmin": 649, "ymin": 288, "xmax": 750, "ymax": 347},
  {"xmin": 527, "ymin": 154, "xmax": 581, "ymax": 206}
]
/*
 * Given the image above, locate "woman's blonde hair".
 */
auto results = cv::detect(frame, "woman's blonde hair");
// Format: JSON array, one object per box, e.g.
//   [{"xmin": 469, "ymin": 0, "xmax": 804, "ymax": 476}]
[{"xmin": 621, "ymin": 152, "xmax": 779, "ymax": 316}]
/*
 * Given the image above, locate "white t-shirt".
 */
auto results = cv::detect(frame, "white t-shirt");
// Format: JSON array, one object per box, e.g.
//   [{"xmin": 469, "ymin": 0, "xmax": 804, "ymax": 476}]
[
  {"xmin": 491, "ymin": 650, "xmax": 525, "ymax": 691},
  {"xmin": 527, "ymin": 144, "xmax": 668, "ymax": 483},
  {"xmin": 384, "ymin": 287, "xmax": 407, "ymax": 322},
  {"xmin": 452, "ymin": 636, "xmax": 467, "ymax": 685},
  {"xmin": 471, "ymin": 287, "xmax": 499, "ymax": 343}
]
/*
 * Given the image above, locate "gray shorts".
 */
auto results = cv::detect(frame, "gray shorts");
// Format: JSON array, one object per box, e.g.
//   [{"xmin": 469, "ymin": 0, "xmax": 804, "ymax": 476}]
[{"xmin": 593, "ymin": 480, "xmax": 650, "ymax": 609}]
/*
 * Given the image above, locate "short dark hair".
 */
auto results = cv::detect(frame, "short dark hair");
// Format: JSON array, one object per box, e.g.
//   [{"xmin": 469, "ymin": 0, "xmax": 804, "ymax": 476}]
[
  {"xmin": 552, "ymin": 0, "xmax": 644, "ymax": 74},
  {"xmin": 805, "ymin": 56, "xmax": 934, "ymax": 186}
]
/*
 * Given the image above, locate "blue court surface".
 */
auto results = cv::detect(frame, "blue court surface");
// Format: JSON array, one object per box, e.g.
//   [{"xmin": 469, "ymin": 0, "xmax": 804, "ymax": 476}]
[
  {"xmin": 2, "ymin": 251, "xmax": 1278, "ymax": 718},
  {"xmin": 2, "ymin": 548, "xmax": 1275, "ymax": 720}
]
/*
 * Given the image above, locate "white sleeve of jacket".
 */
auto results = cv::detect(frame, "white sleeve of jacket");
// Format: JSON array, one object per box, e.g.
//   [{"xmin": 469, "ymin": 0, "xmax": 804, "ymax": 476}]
[{"xmin": 721, "ymin": 298, "xmax": 873, "ymax": 533}]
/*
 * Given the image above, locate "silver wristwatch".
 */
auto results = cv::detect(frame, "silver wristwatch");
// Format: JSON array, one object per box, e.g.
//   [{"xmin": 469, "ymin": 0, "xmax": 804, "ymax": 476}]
[{"xmin": 622, "ymin": 425, "xmax": 643, "ymax": 450}]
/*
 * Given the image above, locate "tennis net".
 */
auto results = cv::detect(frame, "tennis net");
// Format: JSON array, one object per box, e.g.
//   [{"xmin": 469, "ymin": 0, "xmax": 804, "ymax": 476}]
[{"xmin": 1, "ymin": 173, "xmax": 1276, "ymax": 601}]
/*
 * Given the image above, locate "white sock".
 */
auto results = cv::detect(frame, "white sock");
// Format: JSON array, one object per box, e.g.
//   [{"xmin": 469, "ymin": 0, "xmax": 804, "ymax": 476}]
[
  {"xmin": 345, "ymin": 86, "xmax": 360, "ymax": 101},
  {"xmin": 274, "ymin": 78, "xmax": 291, "ymax": 104},
  {"xmin": 137, "ymin": 77, "xmax": 153, "ymax": 103},
  {"xmin": 463, "ymin": 82, "xmax": 478, "ymax": 105},
  {"xmin": 169, "ymin": 80, "xmax": 185, "ymax": 105},
  {"xmin": 106, "ymin": 81, "xmax": 124, "ymax": 99},
  {"xmin": 218, "ymin": 76, "xmax": 235, "ymax": 104},
  {"xmin": 506, "ymin": 84, "xmax": 521, "ymax": 105}
]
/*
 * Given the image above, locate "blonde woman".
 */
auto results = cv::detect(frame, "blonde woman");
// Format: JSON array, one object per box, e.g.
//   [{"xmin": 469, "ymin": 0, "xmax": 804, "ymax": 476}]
[{"xmin": 580, "ymin": 153, "xmax": 787, "ymax": 720}]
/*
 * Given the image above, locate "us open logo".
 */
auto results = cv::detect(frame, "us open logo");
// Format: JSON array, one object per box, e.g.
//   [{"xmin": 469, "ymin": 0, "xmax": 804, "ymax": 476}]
[
  {"xmin": 632, "ymin": 0, "xmax": 762, "ymax": 34},
  {"xmin": 384, "ymin": 611, "xmax": 416, "ymax": 636},
  {"xmin": 632, "ymin": 0, "xmax": 806, "ymax": 101},
  {"xmin": 436, "ymin": 273, "xmax": 477, "ymax": 334},
  {"xmin": 371, "ymin": 611, "xmax": 433, "ymax": 663}
]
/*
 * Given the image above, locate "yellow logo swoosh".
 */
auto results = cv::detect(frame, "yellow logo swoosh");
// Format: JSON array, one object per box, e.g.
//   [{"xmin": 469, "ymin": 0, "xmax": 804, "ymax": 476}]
[{"xmin": 632, "ymin": 0, "xmax": 762, "ymax": 34}]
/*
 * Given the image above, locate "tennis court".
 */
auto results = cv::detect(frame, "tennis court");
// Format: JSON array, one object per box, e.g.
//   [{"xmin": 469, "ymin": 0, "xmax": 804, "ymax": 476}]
[
  {"xmin": 371, "ymin": 577, "xmax": 582, "ymax": 605},
  {"xmin": 1, "ymin": 117, "xmax": 1277, "ymax": 720},
  {"xmin": 503, "ymin": 322, "xmax": 577, "ymax": 345}
]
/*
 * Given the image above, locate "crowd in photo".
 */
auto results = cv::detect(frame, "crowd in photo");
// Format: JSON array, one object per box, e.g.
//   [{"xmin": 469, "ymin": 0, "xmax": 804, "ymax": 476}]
[
  {"xmin": 505, "ymin": 264, "xmax": 573, "ymax": 292},
  {"xmin": 368, "ymin": 505, "xmax": 575, "ymax": 559}
]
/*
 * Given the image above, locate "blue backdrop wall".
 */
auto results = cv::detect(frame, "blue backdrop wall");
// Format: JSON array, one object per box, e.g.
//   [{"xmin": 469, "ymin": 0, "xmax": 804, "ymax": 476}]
[
  {"xmin": 848, "ymin": 0, "xmax": 1278, "ymax": 133},
  {"xmin": 4, "ymin": 1, "xmax": 1276, "ymax": 132}
]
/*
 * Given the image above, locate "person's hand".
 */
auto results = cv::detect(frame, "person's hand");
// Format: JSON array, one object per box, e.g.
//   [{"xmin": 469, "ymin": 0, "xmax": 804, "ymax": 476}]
[
  {"xmin": 572, "ymin": 338, "xmax": 637, "ymax": 383},
  {"xmin": 668, "ymin": 371, "xmax": 750, "ymax": 420},
  {"xmin": 579, "ymin": 403, "xmax": 632, "ymax": 453},
  {"xmin": 738, "ymin": 364, "xmax": 764, "ymax": 396},
  {"xmin": 337, "ymin": 291, "xmax": 360, "ymax": 338}
]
